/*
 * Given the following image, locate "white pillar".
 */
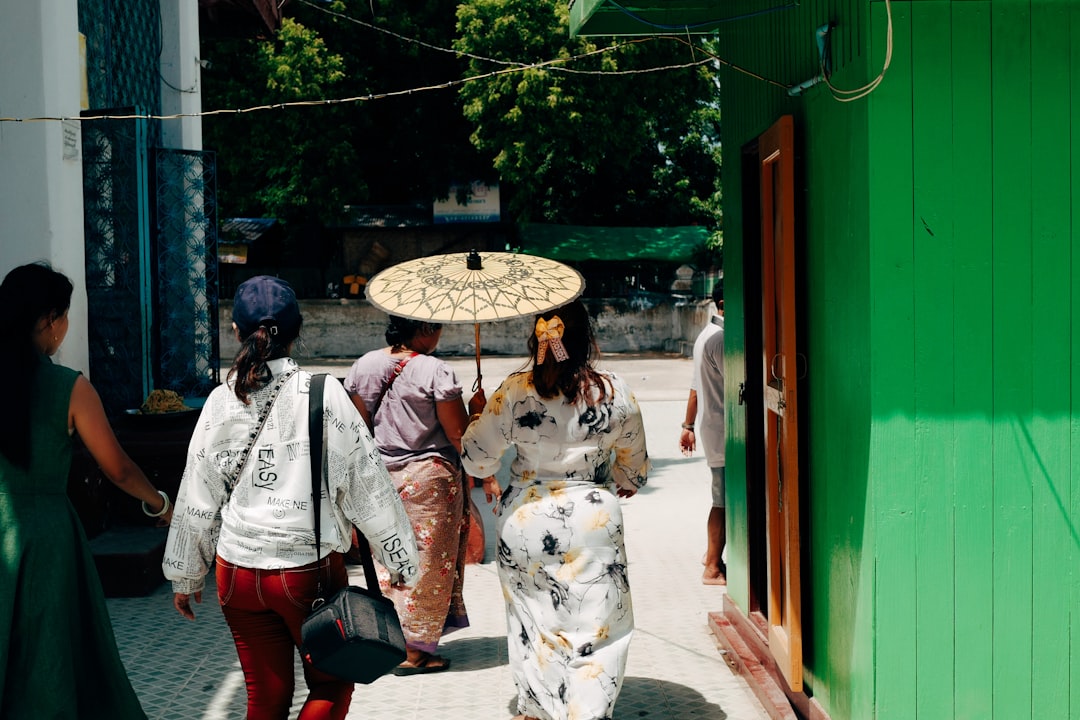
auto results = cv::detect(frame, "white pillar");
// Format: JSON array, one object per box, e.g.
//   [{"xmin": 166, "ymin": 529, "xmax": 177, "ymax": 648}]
[
  {"xmin": 0, "ymin": 0, "xmax": 90, "ymax": 373},
  {"xmin": 158, "ymin": 0, "xmax": 203, "ymax": 151}
]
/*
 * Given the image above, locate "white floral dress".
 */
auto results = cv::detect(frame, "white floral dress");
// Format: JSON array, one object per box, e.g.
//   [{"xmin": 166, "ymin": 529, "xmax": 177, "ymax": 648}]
[{"xmin": 461, "ymin": 371, "xmax": 649, "ymax": 720}]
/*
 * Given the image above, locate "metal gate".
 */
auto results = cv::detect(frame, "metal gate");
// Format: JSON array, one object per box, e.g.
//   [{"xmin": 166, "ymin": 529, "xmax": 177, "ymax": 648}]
[
  {"xmin": 81, "ymin": 114, "xmax": 219, "ymax": 415},
  {"xmin": 81, "ymin": 110, "xmax": 154, "ymax": 415},
  {"xmin": 152, "ymin": 148, "xmax": 220, "ymax": 400}
]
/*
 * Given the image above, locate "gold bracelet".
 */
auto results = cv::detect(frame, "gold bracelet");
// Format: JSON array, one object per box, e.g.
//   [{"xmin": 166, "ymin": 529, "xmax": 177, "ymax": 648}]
[
  {"xmin": 681, "ymin": 422, "xmax": 695, "ymax": 431},
  {"xmin": 470, "ymin": 413, "xmax": 482, "ymax": 423}
]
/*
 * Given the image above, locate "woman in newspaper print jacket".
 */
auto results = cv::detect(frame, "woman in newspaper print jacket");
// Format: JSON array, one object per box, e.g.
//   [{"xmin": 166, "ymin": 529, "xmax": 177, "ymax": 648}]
[{"xmin": 163, "ymin": 276, "xmax": 418, "ymax": 720}]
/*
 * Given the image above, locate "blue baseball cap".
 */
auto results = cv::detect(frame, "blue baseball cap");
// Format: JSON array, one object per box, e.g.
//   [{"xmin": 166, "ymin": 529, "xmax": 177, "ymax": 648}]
[{"xmin": 232, "ymin": 275, "xmax": 301, "ymax": 341}]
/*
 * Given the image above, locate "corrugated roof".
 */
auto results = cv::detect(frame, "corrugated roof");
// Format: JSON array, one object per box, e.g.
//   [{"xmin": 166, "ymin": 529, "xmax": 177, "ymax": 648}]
[{"xmin": 220, "ymin": 217, "xmax": 278, "ymax": 243}]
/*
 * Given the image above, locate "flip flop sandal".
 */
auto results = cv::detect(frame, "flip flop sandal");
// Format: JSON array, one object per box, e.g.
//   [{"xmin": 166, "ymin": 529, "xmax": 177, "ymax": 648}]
[{"xmin": 392, "ymin": 654, "xmax": 451, "ymax": 676}]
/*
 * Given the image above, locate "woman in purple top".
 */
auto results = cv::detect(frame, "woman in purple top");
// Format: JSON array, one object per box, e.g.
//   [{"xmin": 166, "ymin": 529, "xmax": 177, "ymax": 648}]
[{"xmin": 344, "ymin": 315, "xmax": 484, "ymax": 675}]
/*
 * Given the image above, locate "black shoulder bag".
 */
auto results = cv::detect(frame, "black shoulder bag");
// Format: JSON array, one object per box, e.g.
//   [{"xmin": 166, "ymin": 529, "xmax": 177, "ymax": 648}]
[{"xmin": 299, "ymin": 374, "xmax": 407, "ymax": 684}]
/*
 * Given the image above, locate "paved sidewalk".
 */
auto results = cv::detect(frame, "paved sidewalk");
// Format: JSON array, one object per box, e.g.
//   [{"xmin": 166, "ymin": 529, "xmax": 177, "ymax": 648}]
[{"xmin": 109, "ymin": 354, "xmax": 769, "ymax": 719}]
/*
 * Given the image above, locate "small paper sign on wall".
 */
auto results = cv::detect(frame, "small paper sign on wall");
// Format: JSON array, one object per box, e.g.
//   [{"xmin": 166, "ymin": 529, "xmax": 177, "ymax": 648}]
[{"xmin": 62, "ymin": 120, "xmax": 80, "ymax": 162}]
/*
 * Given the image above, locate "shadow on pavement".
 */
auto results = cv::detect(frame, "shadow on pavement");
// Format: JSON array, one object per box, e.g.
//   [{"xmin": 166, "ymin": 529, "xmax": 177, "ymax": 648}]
[
  {"xmin": 440, "ymin": 634, "xmax": 508, "ymax": 672},
  {"xmin": 499, "ymin": 676, "xmax": 729, "ymax": 719}
]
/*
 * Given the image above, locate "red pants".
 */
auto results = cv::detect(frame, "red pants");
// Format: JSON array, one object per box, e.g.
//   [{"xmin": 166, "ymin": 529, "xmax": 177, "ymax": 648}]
[{"xmin": 216, "ymin": 554, "xmax": 353, "ymax": 720}]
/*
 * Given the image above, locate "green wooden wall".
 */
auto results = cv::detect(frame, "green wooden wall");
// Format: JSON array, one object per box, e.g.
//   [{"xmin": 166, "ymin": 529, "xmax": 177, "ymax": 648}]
[
  {"xmin": 714, "ymin": 2, "xmax": 875, "ymax": 718},
  {"xmin": 716, "ymin": 1, "xmax": 1080, "ymax": 718},
  {"xmin": 867, "ymin": 3, "xmax": 1079, "ymax": 719}
]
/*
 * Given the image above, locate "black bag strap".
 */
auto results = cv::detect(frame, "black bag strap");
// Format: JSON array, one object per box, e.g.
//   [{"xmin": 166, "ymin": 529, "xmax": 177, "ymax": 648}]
[
  {"xmin": 227, "ymin": 367, "xmax": 297, "ymax": 497},
  {"xmin": 308, "ymin": 373, "xmax": 383, "ymax": 599}
]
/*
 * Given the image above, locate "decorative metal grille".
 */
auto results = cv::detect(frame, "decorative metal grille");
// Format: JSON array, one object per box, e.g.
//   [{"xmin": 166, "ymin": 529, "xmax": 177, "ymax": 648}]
[
  {"xmin": 152, "ymin": 149, "xmax": 220, "ymax": 400},
  {"xmin": 81, "ymin": 111, "xmax": 154, "ymax": 416},
  {"xmin": 78, "ymin": 0, "xmax": 162, "ymax": 146}
]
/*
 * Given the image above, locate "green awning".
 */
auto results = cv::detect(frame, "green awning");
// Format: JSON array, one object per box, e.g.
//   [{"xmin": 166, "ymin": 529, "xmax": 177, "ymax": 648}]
[
  {"xmin": 570, "ymin": 0, "xmax": 737, "ymax": 38},
  {"xmin": 518, "ymin": 224, "xmax": 707, "ymax": 263}
]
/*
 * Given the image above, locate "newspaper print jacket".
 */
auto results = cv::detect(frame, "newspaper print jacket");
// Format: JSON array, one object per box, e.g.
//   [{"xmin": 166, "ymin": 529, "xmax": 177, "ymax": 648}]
[{"xmin": 163, "ymin": 358, "xmax": 419, "ymax": 595}]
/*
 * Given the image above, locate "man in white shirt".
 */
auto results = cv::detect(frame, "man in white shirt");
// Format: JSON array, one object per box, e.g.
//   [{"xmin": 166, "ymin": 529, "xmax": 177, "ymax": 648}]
[{"xmin": 679, "ymin": 283, "xmax": 726, "ymax": 585}]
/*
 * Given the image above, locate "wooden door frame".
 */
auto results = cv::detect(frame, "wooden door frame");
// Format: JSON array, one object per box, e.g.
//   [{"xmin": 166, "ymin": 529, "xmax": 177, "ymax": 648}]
[
  {"xmin": 711, "ymin": 115, "xmax": 825, "ymax": 720},
  {"xmin": 759, "ymin": 114, "xmax": 803, "ymax": 692}
]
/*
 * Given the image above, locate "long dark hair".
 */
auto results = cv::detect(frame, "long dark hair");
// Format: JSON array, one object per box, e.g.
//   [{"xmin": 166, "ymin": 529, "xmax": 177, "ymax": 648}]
[
  {"xmin": 228, "ymin": 325, "xmax": 300, "ymax": 404},
  {"xmin": 0, "ymin": 263, "xmax": 74, "ymax": 468},
  {"xmin": 528, "ymin": 300, "xmax": 609, "ymax": 406}
]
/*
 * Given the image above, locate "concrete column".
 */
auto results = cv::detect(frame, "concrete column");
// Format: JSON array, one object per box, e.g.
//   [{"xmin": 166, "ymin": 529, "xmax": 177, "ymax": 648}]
[
  {"xmin": 158, "ymin": 0, "xmax": 203, "ymax": 150},
  {"xmin": 0, "ymin": 0, "xmax": 90, "ymax": 373}
]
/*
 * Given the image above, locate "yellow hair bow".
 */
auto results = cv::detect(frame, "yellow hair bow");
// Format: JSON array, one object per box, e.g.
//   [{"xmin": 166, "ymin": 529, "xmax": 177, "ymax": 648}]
[{"xmin": 535, "ymin": 316, "xmax": 569, "ymax": 363}]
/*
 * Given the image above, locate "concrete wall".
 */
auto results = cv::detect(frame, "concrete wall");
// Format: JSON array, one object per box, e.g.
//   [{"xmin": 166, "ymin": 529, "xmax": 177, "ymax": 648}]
[
  {"xmin": 220, "ymin": 297, "xmax": 713, "ymax": 361},
  {"xmin": 0, "ymin": 1, "xmax": 91, "ymax": 373},
  {"xmin": 0, "ymin": 0, "xmax": 203, "ymax": 378},
  {"xmin": 158, "ymin": 0, "xmax": 202, "ymax": 150}
]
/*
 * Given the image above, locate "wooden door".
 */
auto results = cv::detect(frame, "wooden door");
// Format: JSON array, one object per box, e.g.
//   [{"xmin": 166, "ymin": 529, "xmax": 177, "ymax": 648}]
[{"xmin": 758, "ymin": 115, "xmax": 803, "ymax": 692}]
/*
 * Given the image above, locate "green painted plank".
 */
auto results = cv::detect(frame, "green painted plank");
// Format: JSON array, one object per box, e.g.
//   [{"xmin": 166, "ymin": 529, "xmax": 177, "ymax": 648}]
[
  {"xmin": 717, "ymin": 67, "xmax": 760, "ymax": 614},
  {"xmin": 716, "ymin": 94, "xmax": 751, "ymax": 611},
  {"xmin": 910, "ymin": 6, "xmax": 956, "ymax": 719},
  {"xmin": 866, "ymin": 4, "xmax": 917, "ymax": 719},
  {"xmin": 1029, "ymin": 9, "xmax": 1073, "ymax": 720},
  {"xmin": 948, "ymin": 5, "xmax": 995, "ymax": 720},
  {"xmin": 801, "ymin": 87, "xmax": 873, "ymax": 720},
  {"xmin": 1070, "ymin": 8, "xmax": 1080, "ymax": 720},
  {"xmin": 990, "ymin": 3, "xmax": 1035, "ymax": 717}
]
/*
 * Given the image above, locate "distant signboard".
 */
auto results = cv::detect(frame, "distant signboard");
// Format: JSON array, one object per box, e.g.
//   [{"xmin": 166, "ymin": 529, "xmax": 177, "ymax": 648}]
[{"xmin": 433, "ymin": 182, "xmax": 500, "ymax": 224}]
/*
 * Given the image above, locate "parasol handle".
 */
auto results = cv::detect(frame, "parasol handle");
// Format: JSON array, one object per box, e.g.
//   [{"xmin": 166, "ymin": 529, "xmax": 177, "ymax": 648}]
[{"xmin": 472, "ymin": 322, "xmax": 483, "ymax": 392}]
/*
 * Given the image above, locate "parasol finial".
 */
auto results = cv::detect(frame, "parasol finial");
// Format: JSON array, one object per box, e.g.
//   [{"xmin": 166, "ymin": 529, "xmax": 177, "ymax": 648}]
[{"xmin": 466, "ymin": 249, "xmax": 483, "ymax": 270}]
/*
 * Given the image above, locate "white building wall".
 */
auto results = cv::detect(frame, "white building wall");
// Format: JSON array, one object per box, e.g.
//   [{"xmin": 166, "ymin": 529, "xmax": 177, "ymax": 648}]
[
  {"xmin": 159, "ymin": 0, "xmax": 203, "ymax": 151},
  {"xmin": 0, "ymin": 1, "xmax": 90, "ymax": 373},
  {"xmin": 0, "ymin": 1, "xmax": 205, "ymax": 379}
]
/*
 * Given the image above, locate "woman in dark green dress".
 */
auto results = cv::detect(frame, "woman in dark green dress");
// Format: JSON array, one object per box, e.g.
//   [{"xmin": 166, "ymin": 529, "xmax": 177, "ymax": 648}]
[{"xmin": 0, "ymin": 263, "xmax": 174, "ymax": 719}]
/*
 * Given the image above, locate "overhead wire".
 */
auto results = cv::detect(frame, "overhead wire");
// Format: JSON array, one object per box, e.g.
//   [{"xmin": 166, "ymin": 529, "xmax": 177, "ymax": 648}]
[
  {"xmin": 301, "ymin": 0, "xmax": 716, "ymax": 77},
  {"xmin": 0, "ymin": 42, "xmax": 666, "ymax": 124},
  {"xmin": 299, "ymin": 0, "xmax": 528, "ymax": 68},
  {"xmin": 821, "ymin": 0, "xmax": 893, "ymax": 102},
  {"xmin": 0, "ymin": 2, "xmax": 798, "ymax": 124}
]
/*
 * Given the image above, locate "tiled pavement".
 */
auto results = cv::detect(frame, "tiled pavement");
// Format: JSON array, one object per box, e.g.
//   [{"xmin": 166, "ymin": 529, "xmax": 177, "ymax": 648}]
[{"xmin": 108, "ymin": 354, "xmax": 770, "ymax": 720}]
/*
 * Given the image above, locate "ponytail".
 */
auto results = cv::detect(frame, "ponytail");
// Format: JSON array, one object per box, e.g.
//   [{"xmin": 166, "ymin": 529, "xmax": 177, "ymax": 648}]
[{"xmin": 227, "ymin": 327, "xmax": 281, "ymax": 403}]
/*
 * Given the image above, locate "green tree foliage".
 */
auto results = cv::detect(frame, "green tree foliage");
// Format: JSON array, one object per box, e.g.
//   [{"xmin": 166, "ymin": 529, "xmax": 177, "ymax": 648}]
[
  {"xmin": 202, "ymin": 2, "xmax": 490, "ymax": 224},
  {"xmin": 455, "ymin": 0, "xmax": 722, "ymax": 232},
  {"xmin": 202, "ymin": 17, "xmax": 357, "ymax": 224},
  {"xmin": 201, "ymin": 0, "xmax": 722, "ymax": 245},
  {"xmin": 294, "ymin": 1, "xmax": 493, "ymax": 204}
]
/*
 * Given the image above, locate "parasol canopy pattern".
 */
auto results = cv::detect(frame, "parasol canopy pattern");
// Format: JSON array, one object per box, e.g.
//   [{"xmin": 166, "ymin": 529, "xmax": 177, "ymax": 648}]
[{"xmin": 364, "ymin": 250, "xmax": 585, "ymax": 324}]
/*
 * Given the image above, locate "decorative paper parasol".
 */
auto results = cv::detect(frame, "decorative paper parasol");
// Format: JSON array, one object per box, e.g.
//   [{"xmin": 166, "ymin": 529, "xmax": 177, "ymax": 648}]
[{"xmin": 365, "ymin": 250, "xmax": 585, "ymax": 390}]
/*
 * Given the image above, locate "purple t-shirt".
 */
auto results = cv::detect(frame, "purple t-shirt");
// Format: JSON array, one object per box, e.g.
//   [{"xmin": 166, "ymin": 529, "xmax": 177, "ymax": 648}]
[{"xmin": 344, "ymin": 350, "xmax": 464, "ymax": 470}]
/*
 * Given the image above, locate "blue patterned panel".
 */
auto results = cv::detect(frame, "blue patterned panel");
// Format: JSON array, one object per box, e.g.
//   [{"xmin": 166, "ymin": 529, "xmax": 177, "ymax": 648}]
[
  {"xmin": 152, "ymin": 149, "xmax": 220, "ymax": 401},
  {"xmin": 81, "ymin": 112, "xmax": 153, "ymax": 416},
  {"xmin": 78, "ymin": 0, "xmax": 162, "ymax": 146}
]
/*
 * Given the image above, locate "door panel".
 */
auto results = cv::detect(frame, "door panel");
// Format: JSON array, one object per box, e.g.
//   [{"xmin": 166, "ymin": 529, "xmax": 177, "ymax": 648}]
[{"xmin": 758, "ymin": 115, "xmax": 803, "ymax": 692}]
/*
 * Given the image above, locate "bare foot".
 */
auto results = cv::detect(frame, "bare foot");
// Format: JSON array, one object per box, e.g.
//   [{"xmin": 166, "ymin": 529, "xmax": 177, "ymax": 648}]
[{"xmin": 702, "ymin": 566, "xmax": 727, "ymax": 586}]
